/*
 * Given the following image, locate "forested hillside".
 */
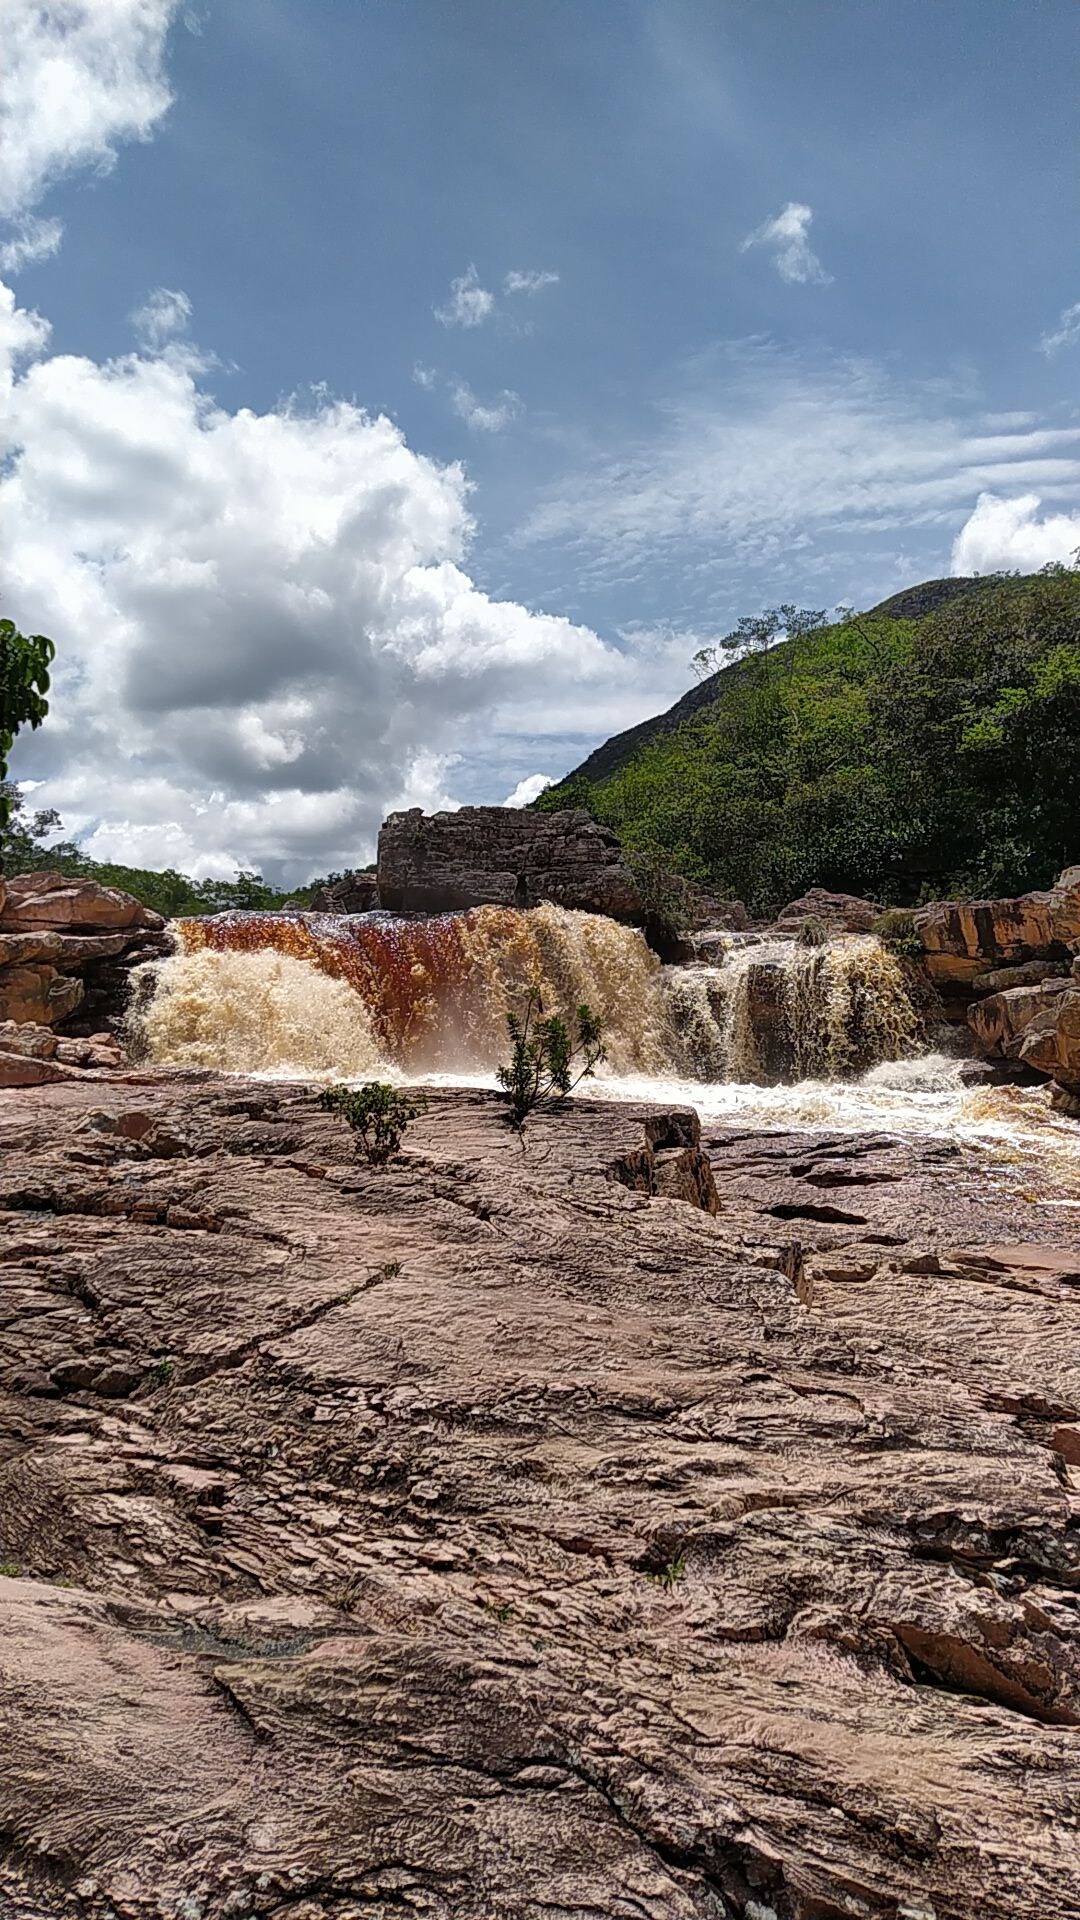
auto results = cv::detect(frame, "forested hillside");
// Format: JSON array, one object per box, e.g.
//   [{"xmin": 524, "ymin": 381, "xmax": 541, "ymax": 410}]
[{"xmin": 538, "ymin": 568, "xmax": 1080, "ymax": 916}]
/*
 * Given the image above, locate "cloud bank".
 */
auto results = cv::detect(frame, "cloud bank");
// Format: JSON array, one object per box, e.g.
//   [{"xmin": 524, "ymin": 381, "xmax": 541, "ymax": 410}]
[{"xmin": 0, "ymin": 277, "xmax": 635, "ymax": 880}]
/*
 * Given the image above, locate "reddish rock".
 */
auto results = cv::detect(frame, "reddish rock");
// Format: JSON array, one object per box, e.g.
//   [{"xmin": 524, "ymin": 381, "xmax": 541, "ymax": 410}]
[
  {"xmin": 916, "ymin": 864, "xmax": 1080, "ymax": 987},
  {"xmin": 0, "ymin": 875, "xmax": 164, "ymax": 934},
  {"xmin": 0, "ymin": 961, "xmax": 84, "ymax": 1026},
  {"xmin": 377, "ymin": 805, "xmax": 643, "ymax": 919},
  {"xmin": 2, "ymin": 1081, "xmax": 1080, "ymax": 1913}
]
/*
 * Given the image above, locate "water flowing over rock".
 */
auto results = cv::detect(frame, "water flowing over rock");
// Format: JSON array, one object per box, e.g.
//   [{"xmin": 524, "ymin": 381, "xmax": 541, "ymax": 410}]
[
  {"xmin": 377, "ymin": 804, "xmax": 643, "ymax": 919},
  {"xmin": 134, "ymin": 908, "xmax": 925, "ymax": 1088}
]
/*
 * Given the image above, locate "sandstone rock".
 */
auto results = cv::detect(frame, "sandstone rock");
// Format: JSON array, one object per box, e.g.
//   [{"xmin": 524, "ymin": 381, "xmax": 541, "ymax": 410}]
[
  {"xmin": 377, "ymin": 805, "xmax": 643, "ymax": 919},
  {"xmin": 307, "ymin": 868, "xmax": 379, "ymax": 913},
  {"xmin": 0, "ymin": 1020, "xmax": 58, "ymax": 1059},
  {"xmin": 0, "ymin": 875, "xmax": 164, "ymax": 934},
  {"xmin": 915, "ymin": 864, "xmax": 1080, "ymax": 985},
  {"xmin": 776, "ymin": 886, "xmax": 881, "ymax": 933},
  {"xmin": 0, "ymin": 1050, "xmax": 66, "ymax": 1087},
  {"xmin": 0, "ymin": 962, "xmax": 84, "ymax": 1026},
  {"xmin": 1019, "ymin": 987, "xmax": 1080, "ymax": 1091},
  {"xmin": 3, "ymin": 1081, "xmax": 1080, "ymax": 1914},
  {"xmin": 970, "ymin": 958, "xmax": 1067, "ymax": 993},
  {"xmin": 0, "ymin": 928, "xmax": 131, "ymax": 968},
  {"xmin": 967, "ymin": 976, "xmax": 1072, "ymax": 1057}
]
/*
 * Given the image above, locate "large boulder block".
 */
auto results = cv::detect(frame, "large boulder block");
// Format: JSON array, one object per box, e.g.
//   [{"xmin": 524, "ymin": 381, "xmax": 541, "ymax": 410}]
[
  {"xmin": 915, "ymin": 866, "xmax": 1080, "ymax": 987},
  {"xmin": 968, "ymin": 977, "xmax": 1073, "ymax": 1058},
  {"xmin": 0, "ymin": 874, "xmax": 164, "ymax": 934},
  {"xmin": 377, "ymin": 807, "xmax": 643, "ymax": 920},
  {"xmin": 0, "ymin": 963, "xmax": 83, "ymax": 1026},
  {"xmin": 776, "ymin": 887, "xmax": 881, "ymax": 934}
]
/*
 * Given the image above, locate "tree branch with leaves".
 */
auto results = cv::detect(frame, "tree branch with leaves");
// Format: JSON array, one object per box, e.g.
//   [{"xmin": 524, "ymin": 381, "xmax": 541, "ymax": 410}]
[
  {"xmin": 496, "ymin": 991, "xmax": 605, "ymax": 1129},
  {"xmin": 0, "ymin": 617, "xmax": 55, "ymax": 839}
]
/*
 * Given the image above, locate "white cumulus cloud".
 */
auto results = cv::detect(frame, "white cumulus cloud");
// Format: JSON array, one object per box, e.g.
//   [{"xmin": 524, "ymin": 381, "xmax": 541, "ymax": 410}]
[
  {"xmin": 0, "ymin": 276, "xmax": 628, "ymax": 881},
  {"xmin": 740, "ymin": 201, "xmax": 831, "ymax": 285},
  {"xmin": 0, "ymin": 0, "xmax": 179, "ymax": 257},
  {"xmin": 951, "ymin": 493, "xmax": 1080, "ymax": 575},
  {"xmin": 503, "ymin": 773, "xmax": 553, "ymax": 808},
  {"xmin": 434, "ymin": 264, "xmax": 495, "ymax": 329}
]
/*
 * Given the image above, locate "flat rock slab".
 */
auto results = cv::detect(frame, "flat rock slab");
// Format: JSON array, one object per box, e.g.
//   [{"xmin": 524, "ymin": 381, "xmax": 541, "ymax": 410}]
[{"xmin": 2, "ymin": 1077, "xmax": 1080, "ymax": 1917}]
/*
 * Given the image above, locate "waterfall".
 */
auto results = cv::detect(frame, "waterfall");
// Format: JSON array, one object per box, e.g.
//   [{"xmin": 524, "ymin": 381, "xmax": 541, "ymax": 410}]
[
  {"xmin": 133, "ymin": 904, "xmax": 676, "ymax": 1077},
  {"xmin": 131, "ymin": 907, "xmax": 924, "ymax": 1086}
]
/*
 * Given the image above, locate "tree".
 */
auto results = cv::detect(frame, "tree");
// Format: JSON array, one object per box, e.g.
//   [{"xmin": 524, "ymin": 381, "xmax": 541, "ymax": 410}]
[
  {"xmin": 496, "ymin": 991, "xmax": 605, "ymax": 1129},
  {"xmin": 0, "ymin": 618, "xmax": 54, "ymax": 838},
  {"xmin": 691, "ymin": 605, "xmax": 829, "ymax": 681}
]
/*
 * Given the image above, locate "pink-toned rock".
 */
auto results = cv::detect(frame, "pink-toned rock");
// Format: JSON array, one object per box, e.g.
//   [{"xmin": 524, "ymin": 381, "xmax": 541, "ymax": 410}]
[
  {"xmin": 0, "ymin": 1020, "xmax": 58, "ymax": 1059},
  {"xmin": 0, "ymin": 876, "xmax": 163, "ymax": 935},
  {"xmin": 0, "ymin": 1050, "xmax": 66, "ymax": 1086},
  {"xmin": 0, "ymin": 963, "xmax": 83, "ymax": 1027},
  {"xmin": 1019, "ymin": 988, "xmax": 1080, "ymax": 1091}
]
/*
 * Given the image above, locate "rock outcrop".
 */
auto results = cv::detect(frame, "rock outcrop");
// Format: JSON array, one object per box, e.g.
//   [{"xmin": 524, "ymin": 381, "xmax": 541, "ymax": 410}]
[
  {"xmin": 0, "ymin": 871, "xmax": 166, "ymax": 1037},
  {"xmin": 3, "ymin": 1075, "xmax": 1080, "ymax": 1915},
  {"xmin": 306, "ymin": 868, "xmax": 379, "ymax": 914},
  {"xmin": 377, "ymin": 805, "xmax": 643, "ymax": 919},
  {"xmin": 776, "ymin": 886, "xmax": 881, "ymax": 934},
  {"xmin": 915, "ymin": 863, "xmax": 1080, "ymax": 990}
]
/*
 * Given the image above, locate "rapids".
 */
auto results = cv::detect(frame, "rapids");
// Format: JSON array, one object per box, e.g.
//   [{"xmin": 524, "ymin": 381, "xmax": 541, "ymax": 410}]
[{"xmin": 128, "ymin": 903, "xmax": 1080, "ymax": 1165}]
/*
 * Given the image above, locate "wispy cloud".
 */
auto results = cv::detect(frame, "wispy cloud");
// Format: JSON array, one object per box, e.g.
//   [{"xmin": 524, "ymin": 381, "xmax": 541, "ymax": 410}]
[
  {"xmin": 131, "ymin": 285, "xmax": 192, "ymax": 349},
  {"xmin": 412, "ymin": 361, "xmax": 437, "ymax": 390},
  {"xmin": 741, "ymin": 201, "xmax": 831, "ymax": 285},
  {"xmin": 449, "ymin": 378, "xmax": 522, "ymax": 434},
  {"xmin": 521, "ymin": 341, "xmax": 1080, "ymax": 589},
  {"xmin": 434, "ymin": 263, "xmax": 495, "ymax": 329},
  {"xmin": 504, "ymin": 269, "xmax": 559, "ymax": 297},
  {"xmin": 0, "ymin": 213, "xmax": 62, "ymax": 274},
  {"xmin": 1039, "ymin": 302, "xmax": 1080, "ymax": 357}
]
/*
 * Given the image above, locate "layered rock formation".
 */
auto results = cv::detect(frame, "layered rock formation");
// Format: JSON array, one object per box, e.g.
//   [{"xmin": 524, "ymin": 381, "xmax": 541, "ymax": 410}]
[
  {"xmin": 775, "ymin": 886, "xmax": 881, "ymax": 934},
  {"xmin": 0, "ymin": 871, "xmax": 166, "ymax": 1082},
  {"xmin": 914, "ymin": 864, "xmax": 1080, "ymax": 992},
  {"xmin": 306, "ymin": 868, "xmax": 379, "ymax": 914},
  {"xmin": 2, "ymin": 1077, "xmax": 1080, "ymax": 1915},
  {"xmin": 377, "ymin": 805, "xmax": 643, "ymax": 919}
]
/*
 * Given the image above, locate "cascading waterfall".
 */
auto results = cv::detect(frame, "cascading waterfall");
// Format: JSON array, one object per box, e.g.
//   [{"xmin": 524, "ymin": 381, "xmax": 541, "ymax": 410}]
[
  {"xmin": 131, "ymin": 903, "xmax": 926, "ymax": 1088},
  {"xmin": 133, "ymin": 904, "xmax": 677, "ymax": 1077}
]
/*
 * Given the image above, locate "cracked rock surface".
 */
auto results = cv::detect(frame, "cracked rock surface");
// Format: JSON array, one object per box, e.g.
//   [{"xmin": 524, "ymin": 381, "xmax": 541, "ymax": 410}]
[{"xmin": 2, "ymin": 1078, "xmax": 1080, "ymax": 1918}]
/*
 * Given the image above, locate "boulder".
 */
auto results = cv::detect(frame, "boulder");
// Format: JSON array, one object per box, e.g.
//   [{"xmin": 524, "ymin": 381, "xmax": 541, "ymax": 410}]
[
  {"xmin": 307, "ymin": 869, "xmax": 379, "ymax": 914},
  {"xmin": 0, "ymin": 929, "xmax": 132, "ymax": 968},
  {"xmin": 968, "ymin": 977, "xmax": 1072, "ymax": 1058},
  {"xmin": 915, "ymin": 865, "xmax": 1080, "ymax": 987},
  {"xmin": 1018, "ymin": 989, "xmax": 1080, "ymax": 1092},
  {"xmin": 0, "ymin": 875, "xmax": 164, "ymax": 935},
  {"xmin": 0, "ymin": 963, "xmax": 83, "ymax": 1027},
  {"xmin": 377, "ymin": 806, "xmax": 643, "ymax": 920},
  {"xmin": 776, "ymin": 887, "xmax": 882, "ymax": 934},
  {"xmin": 0, "ymin": 1020, "xmax": 59, "ymax": 1059},
  {"xmin": 0, "ymin": 1050, "xmax": 66, "ymax": 1087}
]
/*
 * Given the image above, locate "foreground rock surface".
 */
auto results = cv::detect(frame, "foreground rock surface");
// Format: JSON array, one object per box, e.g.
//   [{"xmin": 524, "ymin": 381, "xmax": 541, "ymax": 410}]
[{"xmin": 3, "ymin": 1078, "xmax": 1080, "ymax": 1917}]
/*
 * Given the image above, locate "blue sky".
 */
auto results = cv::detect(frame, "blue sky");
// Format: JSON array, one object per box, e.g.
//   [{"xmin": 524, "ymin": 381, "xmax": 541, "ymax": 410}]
[{"xmin": 2, "ymin": 0, "xmax": 1080, "ymax": 879}]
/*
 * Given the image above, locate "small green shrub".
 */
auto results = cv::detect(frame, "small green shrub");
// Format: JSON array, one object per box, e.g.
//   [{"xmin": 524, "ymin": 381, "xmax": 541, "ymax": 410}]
[
  {"xmin": 873, "ymin": 908, "xmax": 924, "ymax": 961},
  {"xmin": 796, "ymin": 914, "xmax": 829, "ymax": 948},
  {"xmin": 319, "ymin": 1082, "xmax": 425, "ymax": 1166},
  {"xmin": 496, "ymin": 991, "xmax": 605, "ymax": 1129},
  {"xmin": 647, "ymin": 1553, "xmax": 686, "ymax": 1592}
]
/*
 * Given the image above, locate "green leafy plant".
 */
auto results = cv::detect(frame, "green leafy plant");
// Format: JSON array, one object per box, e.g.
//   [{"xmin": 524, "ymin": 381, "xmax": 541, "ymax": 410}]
[
  {"xmin": 647, "ymin": 1553, "xmax": 686, "ymax": 1592},
  {"xmin": 150, "ymin": 1356, "xmax": 174, "ymax": 1387},
  {"xmin": 496, "ymin": 991, "xmax": 605, "ymax": 1129},
  {"xmin": 873, "ymin": 908, "xmax": 924, "ymax": 961},
  {"xmin": 319, "ymin": 1082, "xmax": 425, "ymax": 1166},
  {"xmin": 0, "ymin": 618, "xmax": 54, "ymax": 833}
]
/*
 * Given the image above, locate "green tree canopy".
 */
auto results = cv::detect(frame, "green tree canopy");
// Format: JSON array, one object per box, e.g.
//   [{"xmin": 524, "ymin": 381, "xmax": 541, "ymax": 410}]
[{"xmin": 0, "ymin": 617, "xmax": 54, "ymax": 834}]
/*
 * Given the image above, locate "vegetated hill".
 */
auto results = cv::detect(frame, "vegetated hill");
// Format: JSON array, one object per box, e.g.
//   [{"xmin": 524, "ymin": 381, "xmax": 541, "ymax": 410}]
[{"xmin": 537, "ymin": 568, "xmax": 1080, "ymax": 916}]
